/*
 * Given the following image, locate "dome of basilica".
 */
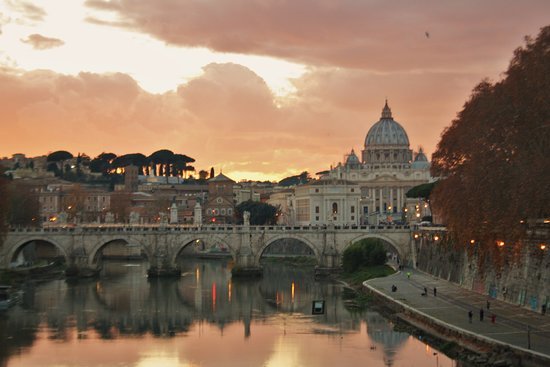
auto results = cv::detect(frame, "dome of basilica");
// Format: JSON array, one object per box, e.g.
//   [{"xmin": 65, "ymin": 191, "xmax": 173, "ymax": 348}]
[
  {"xmin": 345, "ymin": 149, "xmax": 361, "ymax": 167},
  {"xmin": 364, "ymin": 101, "xmax": 410, "ymax": 147}
]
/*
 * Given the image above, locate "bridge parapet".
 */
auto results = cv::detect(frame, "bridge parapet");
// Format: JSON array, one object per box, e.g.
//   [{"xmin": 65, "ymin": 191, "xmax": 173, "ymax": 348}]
[{"xmin": 8, "ymin": 224, "xmax": 412, "ymax": 235}]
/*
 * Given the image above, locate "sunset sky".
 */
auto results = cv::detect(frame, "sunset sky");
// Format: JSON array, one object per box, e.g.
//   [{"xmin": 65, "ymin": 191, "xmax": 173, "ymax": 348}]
[{"xmin": 0, "ymin": 0, "xmax": 548, "ymax": 181}]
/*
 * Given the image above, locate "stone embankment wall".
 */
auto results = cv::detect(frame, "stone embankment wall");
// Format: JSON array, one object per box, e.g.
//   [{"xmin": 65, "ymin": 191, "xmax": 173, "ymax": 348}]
[{"xmin": 415, "ymin": 227, "xmax": 549, "ymax": 313}]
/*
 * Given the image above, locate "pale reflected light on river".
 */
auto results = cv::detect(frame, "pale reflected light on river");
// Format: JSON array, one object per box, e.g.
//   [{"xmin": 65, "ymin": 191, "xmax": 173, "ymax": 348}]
[{"xmin": 0, "ymin": 259, "xmax": 457, "ymax": 367}]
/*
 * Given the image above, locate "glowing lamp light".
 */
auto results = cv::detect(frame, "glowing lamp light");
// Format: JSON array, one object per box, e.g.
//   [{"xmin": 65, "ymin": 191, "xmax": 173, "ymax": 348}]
[
  {"xmin": 540, "ymin": 244, "xmax": 547, "ymax": 250},
  {"xmin": 470, "ymin": 239, "xmax": 475, "ymax": 245},
  {"xmin": 497, "ymin": 241, "xmax": 505, "ymax": 247},
  {"xmin": 434, "ymin": 235, "xmax": 440, "ymax": 241},
  {"xmin": 424, "ymin": 203, "xmax": 428, "ymax": 208},
  {"xmin": 413, "ymin": 233, "xmax": 419, "ymax": 239},
  {"xmin": 404, "ymin": 208, "xmax": 408, "ymax": 212},
  {"xmin": 416, "ymin": 213, "xmax": 421, "ymax": 218}
]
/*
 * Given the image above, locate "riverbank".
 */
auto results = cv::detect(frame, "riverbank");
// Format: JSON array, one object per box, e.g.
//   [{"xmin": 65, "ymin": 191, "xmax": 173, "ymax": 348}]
[{"xmin": 363, "ymin": 268, "xmax": 550, "ymax": 367}]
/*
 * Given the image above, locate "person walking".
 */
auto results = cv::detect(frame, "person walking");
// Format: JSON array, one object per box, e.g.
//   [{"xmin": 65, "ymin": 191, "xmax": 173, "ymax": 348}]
[
  {"xmin": 480, "ymin": 308, "xmax": 484, "ymax": 321},
  {"xmin": 468, "ymin": 310, "xmax": 473, "ymax": 323},
  {"xmin": 433, "ymin": 287, "xmax": 437, "ymax": 296},
  {"xmin": 486, "ymin": 300, "xmax": 491, "ymax": 310}
]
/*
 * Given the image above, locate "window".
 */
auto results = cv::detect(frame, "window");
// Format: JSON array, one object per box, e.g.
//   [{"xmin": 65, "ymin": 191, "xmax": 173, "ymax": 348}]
[
  {"xmin": 351, "ymin": 188, "xmax": 354, "ymax": 192},
  {"xmin": 363, "ymin": 206, "xmax": 368, "ymax": 214},
  {"xmin": 315, "ymin": 206, "xmax": 319, "ymax": 214},
  {"xmin": 221, "ymin": 208, "xmax": 226, "ymax": 215},
  {"xmin": 351, "ymin": 206, "xmax": 355, "ymax": 213},
  {"xmin": 315, "ymin": 188, "xmax": 319, "ymax": 193},
  {"xmin": 332, "ymin": 202, "xmax": 338, "ymax": 214},
  {"xmin": 316, "ymin": 216, "xmax": 319, "ymax": 221},
  {"xmin": 228, "ymin": 208, "xmax": 232, "ymax": 215},
  {"xmin": 214, "ymin": 208, "xmax": 219, "ymax": 215},
  {"xmin": 351, "ymin": 216, "xmax": 355, "ymax": 221},
  {"xmin": 216, "ymin": 197, "xmax": 223, "ymax": 203}
]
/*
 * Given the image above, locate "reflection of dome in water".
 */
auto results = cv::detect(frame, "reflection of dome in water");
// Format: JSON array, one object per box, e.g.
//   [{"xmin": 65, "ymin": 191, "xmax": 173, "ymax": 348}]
[{"xmin": 365, "ymin": 311, "xmax": 409, "ymax": 366}]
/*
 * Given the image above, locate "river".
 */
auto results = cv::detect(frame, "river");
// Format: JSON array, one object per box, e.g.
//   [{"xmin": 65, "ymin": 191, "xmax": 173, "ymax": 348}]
[{"xmin": 0, "ymin": 259, "xmax": 457, "ymax": 367}]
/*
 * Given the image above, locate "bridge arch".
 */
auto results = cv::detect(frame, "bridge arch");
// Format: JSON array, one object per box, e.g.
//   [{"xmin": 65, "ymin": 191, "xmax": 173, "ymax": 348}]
[
  {"xmin": 8, "ymin": 237, "xmax": 69, "ymax": 266},
  {"xmin": 88, "ymin": 237, "xmax": 151, "ymax": 265},
  {"xmin": 170, "ymin": 234, "xmax": 236, "ymax": 265},
  {"xmin": 255, "ymin": 234, "xmax": 321, "ymax": 265},
  {"xmin": 345, "ymin": 233, "xmax": 407, "ymax": 260}
]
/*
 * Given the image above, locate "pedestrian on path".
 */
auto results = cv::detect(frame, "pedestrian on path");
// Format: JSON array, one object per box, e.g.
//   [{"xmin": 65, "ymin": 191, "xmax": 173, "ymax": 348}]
[
  {"xmin": 468, "ymin": 310, "xmax": 473, "ymax": 323},
  {"xmin": 542, "ymin": 304, "xmax": 547, "ymax": 315},
  {"xmin": 407, "ymin": 272, "xmax": 411, "ymax": 279},
  {"xmin": 480, "ymin": 308, "xmax": 484, "ymax": 321},
  {"xmin": 433, "ymin": 287, "xmax": 437, "ymax": 296},
  {"xmin": 486, "ymin": 300, "xmax": 491, "ymax": 310}
]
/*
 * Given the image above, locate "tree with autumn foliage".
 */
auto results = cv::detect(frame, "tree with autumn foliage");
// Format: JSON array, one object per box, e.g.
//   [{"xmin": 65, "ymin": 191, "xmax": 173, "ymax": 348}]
[{"xmin": 431, "ymin": 26, "xmax": 550, "ymax": 250}]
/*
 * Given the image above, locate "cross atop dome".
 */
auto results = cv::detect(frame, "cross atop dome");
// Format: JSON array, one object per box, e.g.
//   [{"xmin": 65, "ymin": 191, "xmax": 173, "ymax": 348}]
[{"xmin": 381, "ymin": 100, "xmax": 393, "ymax": 119}]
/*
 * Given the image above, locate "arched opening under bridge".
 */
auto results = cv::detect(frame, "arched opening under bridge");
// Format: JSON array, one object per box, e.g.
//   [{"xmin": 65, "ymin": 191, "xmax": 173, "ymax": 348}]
[{"xmin": 9, "ymin": 239, "xmax": 67, "ymax": 269}]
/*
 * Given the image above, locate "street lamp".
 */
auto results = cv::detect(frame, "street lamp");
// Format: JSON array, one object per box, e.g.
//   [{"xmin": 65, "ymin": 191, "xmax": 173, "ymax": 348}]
[{"xmin": 433, "ymin": 352, "xmax": 439, "ymax": 367}]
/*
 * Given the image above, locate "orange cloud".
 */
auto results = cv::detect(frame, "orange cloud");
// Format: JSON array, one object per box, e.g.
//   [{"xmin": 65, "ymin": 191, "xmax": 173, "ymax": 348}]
[
  {"xmin": 85, "ymin": 0, "xmax": 550, "ymax": 72},
  {"xmin": 21, "ymin": 34, "xmax": 65, "ymax": 50},
  {"xmin": 0, "ymin": 60, "xmax": 509, "ymax": 181}
]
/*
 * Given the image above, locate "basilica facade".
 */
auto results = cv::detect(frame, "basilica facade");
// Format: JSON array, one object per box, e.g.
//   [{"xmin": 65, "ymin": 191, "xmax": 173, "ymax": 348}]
[{"xmin": 320, "ymin": 101, "xmax": 432, "ymax": 225}]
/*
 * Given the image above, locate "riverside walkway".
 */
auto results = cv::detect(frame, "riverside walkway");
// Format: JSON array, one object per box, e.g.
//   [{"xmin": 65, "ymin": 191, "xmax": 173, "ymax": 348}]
[{"xmin": 363, "ymin": 268, "xmax": 550, "ymax": 362}]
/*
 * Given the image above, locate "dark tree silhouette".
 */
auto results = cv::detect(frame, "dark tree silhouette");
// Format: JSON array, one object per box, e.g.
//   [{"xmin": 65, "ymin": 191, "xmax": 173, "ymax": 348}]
[
  {"xmin": 90, "ymin": 152, "xmax": 117, "ymax": 175},
  {"xmin": 431, "ymin": 26, "xmax": 550, "ymax": 251},
  {"xmin": 149, "ymin": 149, "xmax": 174, "ymax": 178},
  {"xmin": 47, "ymin": 150, "xmax": 73, "ymax": 177},
  {"xmin": 235, "ymin": 200, "xmax": 279, "ymax": 225},
  {"xmin": 278, "ymin": 171, "xmax": 310, "ymax": 187}
]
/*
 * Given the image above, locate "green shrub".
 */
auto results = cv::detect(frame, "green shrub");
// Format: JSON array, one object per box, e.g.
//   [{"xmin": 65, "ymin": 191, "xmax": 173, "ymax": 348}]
[{"xmin": 343, "ymin": 239, "xmax": 387, "ymax": 272}]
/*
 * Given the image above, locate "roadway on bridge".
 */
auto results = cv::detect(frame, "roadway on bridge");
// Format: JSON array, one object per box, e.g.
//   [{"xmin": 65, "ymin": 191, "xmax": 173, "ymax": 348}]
[{"xmin": 364, "ymin": 267, "xmax": 550, "ymax": 361}]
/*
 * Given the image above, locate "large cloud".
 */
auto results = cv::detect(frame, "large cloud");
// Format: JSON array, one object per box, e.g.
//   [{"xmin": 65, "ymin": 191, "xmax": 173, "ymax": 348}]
[
  {"xmin": 84, "ymin": 0, "xmax": 550, "ymax": 72},
  {"xmin": 0, "ymin": 62, "xmax": 479, "ymax": 180}
]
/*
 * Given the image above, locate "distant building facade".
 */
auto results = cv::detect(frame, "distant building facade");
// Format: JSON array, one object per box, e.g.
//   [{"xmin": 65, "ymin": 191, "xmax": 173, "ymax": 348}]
[
  {"xmin": 324, "ymin": 101, "xmax": 432, "ymax": 224},
  {"xmin": 268, "ymin": 101, "xmax": 432, "ymax": 226},
  {"xmin": 204, "ymin": 173, "xmax": 236, "ymax": 224}
]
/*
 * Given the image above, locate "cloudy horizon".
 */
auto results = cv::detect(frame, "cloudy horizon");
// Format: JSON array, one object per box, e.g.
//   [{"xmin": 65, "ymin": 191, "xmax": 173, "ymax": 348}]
[{"xmin": 1, "ymin": 0, "xmax": 548, "ymax": 181}]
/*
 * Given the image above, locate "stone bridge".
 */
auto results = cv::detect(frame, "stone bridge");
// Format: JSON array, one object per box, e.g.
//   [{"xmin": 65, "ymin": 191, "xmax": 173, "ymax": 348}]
[{"xmin": 1, "ymin": 223, "xmax": 415, "ymax": 275}]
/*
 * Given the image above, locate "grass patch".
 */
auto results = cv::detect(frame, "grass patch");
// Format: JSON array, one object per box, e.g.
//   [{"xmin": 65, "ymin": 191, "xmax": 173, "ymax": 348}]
[
  {"xmin": 338, "ymin": 265, "xmax": 395, "ymax": 311},
  {"xmin": 341, "ymin": 264, "xmax": 395, "ymax": 287}
]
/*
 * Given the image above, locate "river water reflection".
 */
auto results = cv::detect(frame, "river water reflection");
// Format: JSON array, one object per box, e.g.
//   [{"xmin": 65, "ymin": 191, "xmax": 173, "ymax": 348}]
[{"xmin": 0, "ymin": 259, "xmax": 456, "ymax": 367}]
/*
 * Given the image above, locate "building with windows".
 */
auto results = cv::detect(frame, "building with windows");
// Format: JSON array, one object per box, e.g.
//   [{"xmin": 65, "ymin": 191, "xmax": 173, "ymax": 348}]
[
  {"xmin": 204, "ymin": 173, "xmax": 236, "ymax": 224},
  {"xmin": 324, "ymin": 101, "xmax": 432, "ymax": 224},
  {"xmin": 293, "ymin": 179, "xmax": 361, "ymax": 226},
  {"xmin": 268, "ymin": 101, "xmax": 432, "ymax": 226}
]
